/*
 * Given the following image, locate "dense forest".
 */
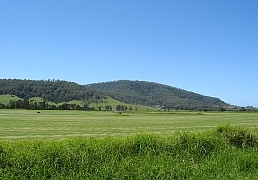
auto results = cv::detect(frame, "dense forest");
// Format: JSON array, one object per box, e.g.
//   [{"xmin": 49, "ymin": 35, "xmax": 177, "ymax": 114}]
[
  {"xmin": 89, "ymin": 80, "xmax": 228, "ymax": 110},
  {"xmin": 0, "ymin": 79, "xmax": 104, "ymax": 103},
  {"xmin": 0, "ymin": 79, "xmax": 228, "ymax": 110}
]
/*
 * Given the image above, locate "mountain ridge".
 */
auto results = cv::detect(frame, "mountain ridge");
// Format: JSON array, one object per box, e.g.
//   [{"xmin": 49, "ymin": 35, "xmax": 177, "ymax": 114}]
[
  {"xmin": 88, "ymin": 80, "xmax": 228, "ymax": 110},
  {"xmin": 0, "ymin": 79, "xmax": 228, "ymax": 110}
]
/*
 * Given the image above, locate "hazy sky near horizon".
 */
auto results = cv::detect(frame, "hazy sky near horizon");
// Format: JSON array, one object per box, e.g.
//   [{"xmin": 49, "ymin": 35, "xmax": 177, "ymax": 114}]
[{"xmin": 1, "ymin": 0, "xmax": 257, "ymax": 107}]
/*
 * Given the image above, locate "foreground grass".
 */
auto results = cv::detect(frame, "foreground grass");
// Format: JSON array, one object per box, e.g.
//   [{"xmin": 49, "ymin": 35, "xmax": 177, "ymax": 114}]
[{"xmin": 1, "ymin": 125, "xmax": 258, "ymax": 179}]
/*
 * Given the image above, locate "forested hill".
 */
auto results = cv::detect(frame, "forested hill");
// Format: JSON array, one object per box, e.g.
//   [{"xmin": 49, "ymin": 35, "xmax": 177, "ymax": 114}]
[
  {"xmin": 0, "ymin": 79, "xmax": 228, "ymax": 110},
  {"xmin": 88, "ymin": 80, "xmax": 228, "ymax": 110},
  {"xmin": 0, "ymin": 79, "xmax": 104, "ymax": 103}
]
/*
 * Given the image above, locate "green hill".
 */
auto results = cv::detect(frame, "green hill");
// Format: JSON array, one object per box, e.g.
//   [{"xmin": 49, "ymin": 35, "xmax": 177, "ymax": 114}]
[
  {"xmin": 0, "ymin": 79, "xmax": 228, "ymax": 110},
  {"xmin": 0, "ymin": 79, "xmax": 104, "ymax": 103},
  {"xmin": 88, "ymin": 80, "xmax": 228, "ymax": 110}
]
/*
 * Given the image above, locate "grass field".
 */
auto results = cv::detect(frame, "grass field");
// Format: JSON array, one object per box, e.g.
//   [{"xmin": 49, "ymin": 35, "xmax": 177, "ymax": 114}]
[
  {"xmin": 1, "ymin": 109, "xmax": 258, "ymax": 179},
  {"xmin": 0, "ymin": 109, "xmax": 257, "ymax": 140},
  {"xmin": 59, "ymin": 97, "xmax": 159, "ymax": 112}
]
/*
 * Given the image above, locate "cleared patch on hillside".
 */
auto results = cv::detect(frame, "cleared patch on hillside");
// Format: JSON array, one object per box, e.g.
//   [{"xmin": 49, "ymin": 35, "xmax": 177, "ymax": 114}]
[{"xmin": 0, "ymin": 94, "xmax": 22, "ymax": 105}]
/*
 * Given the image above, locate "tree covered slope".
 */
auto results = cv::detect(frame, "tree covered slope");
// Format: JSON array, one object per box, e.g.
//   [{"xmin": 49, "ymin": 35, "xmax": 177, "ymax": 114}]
[
  {"xmin": 0, "ymin": 79, "xmax": 228, "ymax": 110},
  {"xmin": 88, "ymin": 80, "xmax": 227, "ymax": 110},
  {"xmin": 0, "ymin": 79, "xmax": 104, "ymax": 103}
]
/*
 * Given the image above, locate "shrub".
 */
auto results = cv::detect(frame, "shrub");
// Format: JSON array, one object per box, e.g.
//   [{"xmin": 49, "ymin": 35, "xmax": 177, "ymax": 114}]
[{"xmin": 216, "ymin": 125, "xmax": 258, "ymax": 148}]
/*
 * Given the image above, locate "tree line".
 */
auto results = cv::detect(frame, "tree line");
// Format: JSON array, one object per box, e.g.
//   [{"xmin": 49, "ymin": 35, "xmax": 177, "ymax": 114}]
[
  {"xmin": 0, "ymin": 99, "xmax": 95, "ymax": 111},
  {"xmin": 0, "ymin": 99, "xmax": 137, "ymax": 112}
]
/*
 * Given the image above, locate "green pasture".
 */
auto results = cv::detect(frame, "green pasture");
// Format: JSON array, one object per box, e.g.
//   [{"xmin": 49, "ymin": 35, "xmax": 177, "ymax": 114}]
[
  {"xmin": 60, "ymin": 97, "xmax": 158, "ymax": 112},
  {"xmin": 102, "ymin": 97, "xmax": 159, "ymax": 112},
  {"xmin": 0, "ymin": 95, "xmax": 157, "ymax": 112},
  {"xmin": 0, "ymin": 109, "xmax": 257, "ymax": 141},
  {"xmin": 0, "ymin": 94, "xmax": 22, "ymax": 105}
]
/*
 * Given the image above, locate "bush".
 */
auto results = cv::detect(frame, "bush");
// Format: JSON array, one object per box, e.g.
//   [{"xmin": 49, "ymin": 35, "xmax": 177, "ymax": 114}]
[{"xmin": 216, "ymin": 125, "xmax": 258, "ymax": 148}]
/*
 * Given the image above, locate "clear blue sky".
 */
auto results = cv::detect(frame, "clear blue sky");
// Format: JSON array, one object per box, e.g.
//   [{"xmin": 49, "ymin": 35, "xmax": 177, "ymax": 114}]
[{"xmin": 0, "ymin": 0, "xmax": 257, "ymax": 107}]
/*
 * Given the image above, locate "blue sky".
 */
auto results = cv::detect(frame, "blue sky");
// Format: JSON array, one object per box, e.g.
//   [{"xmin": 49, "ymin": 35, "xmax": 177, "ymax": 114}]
[{"xmin": 0, "ymin": 0, "xmax": 257, "ymax": 107}]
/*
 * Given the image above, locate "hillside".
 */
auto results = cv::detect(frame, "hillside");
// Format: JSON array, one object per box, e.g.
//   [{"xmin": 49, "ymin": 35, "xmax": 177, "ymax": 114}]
[
  {"xmin": 0, "ymin": 94, "xmax": 22, "ymax": 105},
  {"xmin": 88, "ymin": 80, "xmax": 228, "ymax": 110},
  {"xmin": 0, "ymin": 79, "xmax": 228, "ymax": 110},
  {"xmin": 0, "ymin": 79, "xmax": 104, "ymax": 103},
  {"xmin": 0, "ymin": 79, "xmax": 157, "ymax": 111}
]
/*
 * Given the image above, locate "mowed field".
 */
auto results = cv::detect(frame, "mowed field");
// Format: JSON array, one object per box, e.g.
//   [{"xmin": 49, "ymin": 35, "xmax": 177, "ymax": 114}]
[{"xmin": 0, "ymin": 109, "xmax": 258, "ymax": 141}]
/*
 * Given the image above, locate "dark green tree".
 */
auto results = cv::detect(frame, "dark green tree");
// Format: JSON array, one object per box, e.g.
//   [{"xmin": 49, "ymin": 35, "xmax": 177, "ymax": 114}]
[{"xmin": 116, "ymin": 105, "xmax": 121, "ymax": 112}]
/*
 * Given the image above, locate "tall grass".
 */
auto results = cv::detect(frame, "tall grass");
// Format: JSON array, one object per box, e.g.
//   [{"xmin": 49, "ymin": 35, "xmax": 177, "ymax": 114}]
[{"xmin": 1, "ymin": 125, "xmax": 258, "ymax": 179}]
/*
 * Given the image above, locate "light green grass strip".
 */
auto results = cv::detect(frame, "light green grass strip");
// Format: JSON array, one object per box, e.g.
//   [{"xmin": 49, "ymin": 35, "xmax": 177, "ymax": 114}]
[{"xmin": 0, "ymin": 109, "xmax": 258, "ymax": 141}]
